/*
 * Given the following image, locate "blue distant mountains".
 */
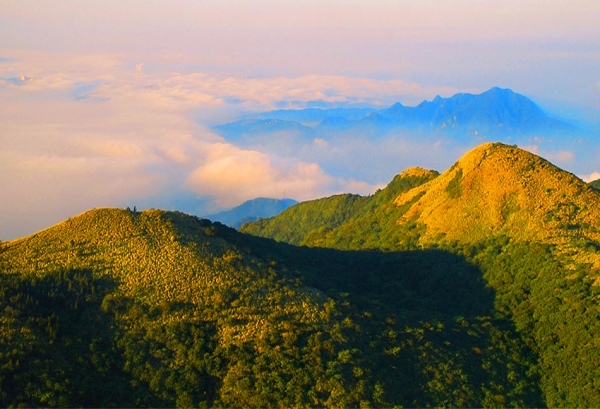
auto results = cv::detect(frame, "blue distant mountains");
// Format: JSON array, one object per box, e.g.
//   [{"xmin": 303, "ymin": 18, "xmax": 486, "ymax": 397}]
[
  {"xmin": 215, "ymin": 87, "xmax": 576, "ymax": 142},
  {"xmin": 205, "ymin": 198, "xmax": 298, "ymax": 229}
]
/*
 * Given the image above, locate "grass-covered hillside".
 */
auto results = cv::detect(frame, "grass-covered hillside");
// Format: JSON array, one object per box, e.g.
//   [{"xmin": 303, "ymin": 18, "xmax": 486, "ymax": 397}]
[
  {"xmin": 2, "ymin": 207, "xmax": 545, "ymax": 407},
  {"xmin": 242, "ymin": 142, "xmax": 600, "ymax": 407},
  {"xmin": 394, "ymin": 143, "xmax": 600, "ymax": 248},
  {"xmin": 245, "ymin": 143, "xmax": 600, "ymax": 249},
  {"xmin": 0, "ymin": 209, "xmax": 329, "ymax": 407},
  {"xmin": 241, "ymin": 167, "xmax": 439, "ymax": 248}
]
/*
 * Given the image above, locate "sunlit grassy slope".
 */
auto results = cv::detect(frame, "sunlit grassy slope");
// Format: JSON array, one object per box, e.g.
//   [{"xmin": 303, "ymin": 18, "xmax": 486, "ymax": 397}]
[
  {"xmin": 2, "ymin": 208, "xmax": 325, "ymax": 331},
  {"xmin": 0, "ymin": 209, "xmax": 330, "ymax": 406},
  {"xmin": 396, "ymin": 143, "xmax": 600, "ymax": 246},
  {"xmin": 245, "ymin": 142, "xmax": 600, "ymax": 266}
]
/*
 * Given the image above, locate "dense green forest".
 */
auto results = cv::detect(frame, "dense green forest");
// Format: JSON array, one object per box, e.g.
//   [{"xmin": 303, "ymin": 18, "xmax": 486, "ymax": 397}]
[
  {"xmin": 0, "ymin": 212, "xmax": 544, "ymax": 407},
  {"xmin": 242, "ymin": 167, "xmax": 439, "ymax": 248},
  {"xmin": 1, "ymin": 143, "xmax": 599, "ymax": 407},
  {"xmin": 241, "ymin": 143, "xmax": 600, "ymax": 407}
]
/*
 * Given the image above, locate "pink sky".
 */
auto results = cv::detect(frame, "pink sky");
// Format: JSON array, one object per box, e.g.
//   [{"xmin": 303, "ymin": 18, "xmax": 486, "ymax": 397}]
[{"xmin": 1, "ymin": 1, "xmax": 599, "ymax": 239}]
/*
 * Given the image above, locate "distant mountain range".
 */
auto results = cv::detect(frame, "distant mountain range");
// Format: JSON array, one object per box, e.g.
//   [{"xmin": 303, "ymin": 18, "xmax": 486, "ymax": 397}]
[
  {"xmin": 215, "ymin": 87, "xmax": 577, "ymax": 142},
  {"xmin": 204, "ymin": 197, "xmax": 297, "ymax": 228}
]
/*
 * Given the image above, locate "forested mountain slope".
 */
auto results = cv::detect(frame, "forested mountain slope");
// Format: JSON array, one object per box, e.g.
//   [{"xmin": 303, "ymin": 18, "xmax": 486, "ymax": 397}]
[
  {"xmin": 242, "ymin": 142, "xmax": 600, "ymax": 407},
  {"xmin": 1, "ymin": 207, "xmax": 544, "ymax": 407},
  {"xmin": 244, "ymin": 143, "xmax": 600, "ymax": 264},
  {"xmin": 241, "ymin": 167, "xmax": 439, "ymax": 247}
]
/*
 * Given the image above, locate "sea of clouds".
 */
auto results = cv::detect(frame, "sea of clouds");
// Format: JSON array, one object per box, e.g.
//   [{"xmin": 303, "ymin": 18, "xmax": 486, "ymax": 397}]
[
  {"xmin": 0, "ymin": 51, "xmax": 468, "ymax": 239},
  {"xmin": 1, "ymin": 50, "xmax": 597, "ymax": 240}
]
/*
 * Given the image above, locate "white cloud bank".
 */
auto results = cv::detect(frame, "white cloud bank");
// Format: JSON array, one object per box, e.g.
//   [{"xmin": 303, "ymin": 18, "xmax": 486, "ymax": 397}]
[
  {"xmin": 2, "ymin": 49, "xmax": 596, "ymax": 240},
  {"xmin": 580, "ymin": 172, "xmax": 600, "ymax": 183},
  {"xmin": 5, "ymin": 50, "xmax": 452, "ymax": 239}
]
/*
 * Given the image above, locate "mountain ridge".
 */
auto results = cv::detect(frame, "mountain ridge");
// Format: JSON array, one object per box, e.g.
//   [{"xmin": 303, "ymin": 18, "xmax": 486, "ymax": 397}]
[
  {"xmin": 240, "ymin": 142, "xmax": 600, "ymax": 407},
  {"xmin": 205, "ymin": 197, "xmax": 297, "ymax": 228},
  {"xmin": 242, "ymin": 142, "xmax": 600, "ymax": 269},
  {"xmin": 395, "ymin": 142, "xmax": 600, "ymax": 247},
  {"xmin": 1, "ymin": 206, "xmax": 544, "ymax": 407},
  {"xmin": 215, "ymin": 88, "xmax": 577, "ymax": 141}
]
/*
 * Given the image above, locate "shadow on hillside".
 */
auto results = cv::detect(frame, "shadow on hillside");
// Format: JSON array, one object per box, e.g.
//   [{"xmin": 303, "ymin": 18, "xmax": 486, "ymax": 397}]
[
  {"xmin": 0, "ymin": 269, "xmax": 168, "ymax": 407},
  {"xmin": 227, "ymin": 225, "xmax": 494, "ymax": 318},
  {"xmin": 227, "ymin": 226, "xmax": 545, "ymax": 407}
]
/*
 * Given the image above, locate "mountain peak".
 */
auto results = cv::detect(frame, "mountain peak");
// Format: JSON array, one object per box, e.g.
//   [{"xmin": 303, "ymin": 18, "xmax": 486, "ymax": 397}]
[
  {"xmin": 215, "ymin": 87, "xmax": 576, "ymax": 149},
  {"xmin": 206, "ymin": 197, "xmax": 298, "ymax": 228},
  {"xmin": 395, "ymin": 142, "xmax": 600, "ymax": 245},
  {"xmin": 398, "ymin": 166, "xmax": 440, "ymax": 179},
  {"xmin": 484, "ymin": 86, "xmax": 512, "ymax": 94}
]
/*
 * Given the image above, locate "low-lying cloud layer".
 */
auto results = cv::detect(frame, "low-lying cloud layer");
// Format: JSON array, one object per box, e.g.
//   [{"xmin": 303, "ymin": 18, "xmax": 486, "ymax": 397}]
[
  {"xmin": 1, "ymin": 50, "xmax": 598, "ymax": 240},
  {"xmin": 2, "ymin": 51, "xmax": 463, "ymax": 239}
]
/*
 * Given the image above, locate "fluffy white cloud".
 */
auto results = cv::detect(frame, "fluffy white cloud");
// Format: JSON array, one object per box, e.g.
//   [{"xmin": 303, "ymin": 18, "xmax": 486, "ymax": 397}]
[
  {"xmin": 5, "ymin": 49, "xmax": 593, "ymax": 241},
  {"xmin": 1, "ymin": 50, "xmax": 401, "ymax": 239},
  {"xmin": 313, "ymin": 138, "xmax": 328, "ymax": 148},
  {"xmin": 0, "ymin": 150, "xmax": 164, "ymax": 239},
  {"xmin": 520, "ymin": 145, "xmax": 574, "ymax": 165},
  {"xmin": 580, "ymin": 171, "xmax": 600, "ymax": 183},
  {"xmin": 186, "ymin": 143, "xmax": 336, "ymax": 207},
  {"xmin": 549, "ymin": 150, "xmax": 575, "ymax": 163}
]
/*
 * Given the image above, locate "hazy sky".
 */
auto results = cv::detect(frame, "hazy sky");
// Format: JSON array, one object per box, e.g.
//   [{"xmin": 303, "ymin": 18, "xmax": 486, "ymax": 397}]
[{"xmin": 1, "ymin": 1, "xmax": 599, "ymax": 240}]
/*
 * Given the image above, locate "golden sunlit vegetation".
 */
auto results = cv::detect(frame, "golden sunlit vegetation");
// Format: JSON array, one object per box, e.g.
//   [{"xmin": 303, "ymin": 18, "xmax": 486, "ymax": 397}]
[
  {"xmin": 2, "ymin": 142, "xmax": 599, "ymax": 407},
  {"xmin": 395, "ymin": 143, "xmax": 600, "ymax": 247}
]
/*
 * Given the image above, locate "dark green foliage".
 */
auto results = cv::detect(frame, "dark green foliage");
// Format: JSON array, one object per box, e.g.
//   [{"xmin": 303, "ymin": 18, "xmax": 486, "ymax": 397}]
[
  {"xmin": 0, "ymin": 269, "xmax": 155, "ymax": 407},
  {"xmin": 241, "ymin": 168, "xmax": 438, "ymax": 250},
  {"xmin": 469, "ymin": 238, "xmax": 600, "ymax": 408},
  {"xmin": 111, "ymin": 301, "xmax": 221, "ymax": 407},
  {"xmin": 226, "ymin": 228, "xmax": 544, "ymax": 407},
  {"xmin": 589, "ymin": 178, "xmax": 600, "ymax": 191},
  {"xmin": 446, "ymin": 168, "xmax": 463, "ymax": 198}
]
